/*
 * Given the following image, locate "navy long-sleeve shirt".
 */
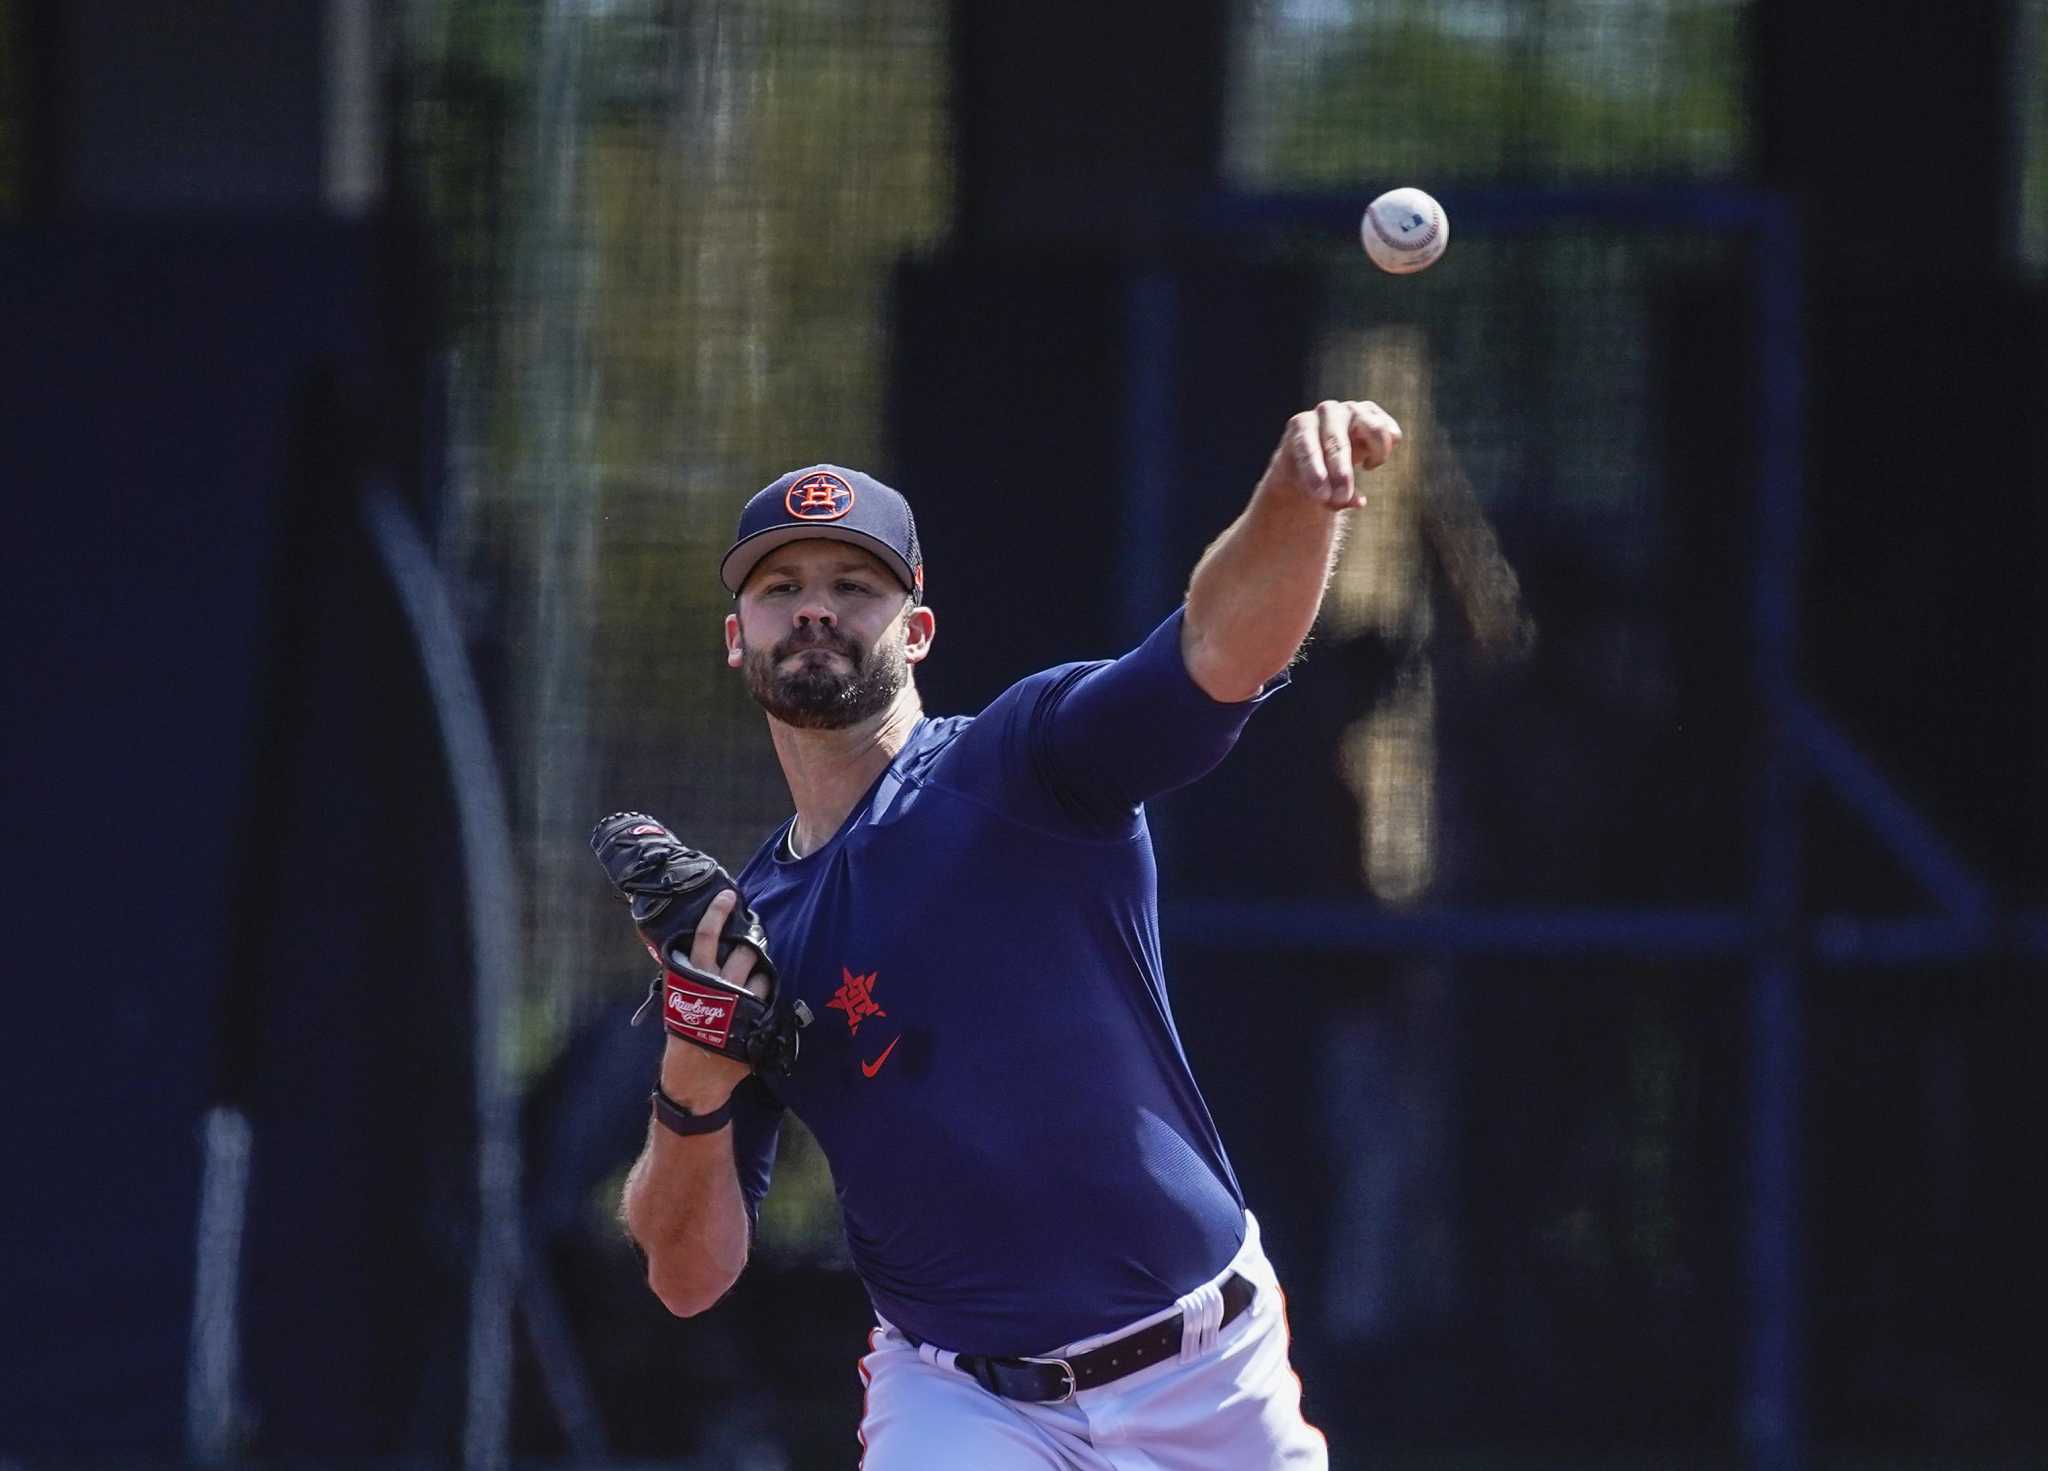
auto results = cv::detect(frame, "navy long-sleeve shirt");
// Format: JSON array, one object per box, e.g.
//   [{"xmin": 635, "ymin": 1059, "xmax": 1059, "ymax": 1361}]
[{"xmin": 727, "ymin": 607, "xmax": 1285, "ymax": 1355}]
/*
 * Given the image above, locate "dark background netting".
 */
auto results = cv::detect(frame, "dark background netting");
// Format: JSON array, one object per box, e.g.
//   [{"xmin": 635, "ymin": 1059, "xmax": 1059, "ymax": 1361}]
[{"xmin": 4, "ymin": 1, "xmax": 2046, "ymax": 1467}]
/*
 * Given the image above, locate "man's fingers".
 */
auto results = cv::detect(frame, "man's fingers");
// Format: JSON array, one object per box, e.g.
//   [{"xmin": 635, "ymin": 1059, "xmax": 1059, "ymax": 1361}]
[
  {"xmin": 724, "ymin": 945, "xmax": 767, "ymax": 996},
  {"xmin": 1285, "ymin": 410, "xmax": 1329, "ymax": 499},
  {"xmin": 1316, "ymin": 400, "xmax": 1356, "ymax": 506},
  {"xmin": 1348, "ymin": 400, "xmax": 1403, "ymax": 472},
  {"xmin": 692, "ymin": 888, "xmax": 770, "ymax": 998},
  {"xmin": 1277, "ymin": 402, "xmax": 1402, "ymax": 508},
  {"xmin": 691, "ymin": 888, "xmax": 737, "ymax": 975}
]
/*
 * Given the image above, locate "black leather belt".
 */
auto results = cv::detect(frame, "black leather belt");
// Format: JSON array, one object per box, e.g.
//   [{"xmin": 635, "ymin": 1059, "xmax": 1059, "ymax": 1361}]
[{"xmin": 913, "ymin": 1272, "xmax": 1257, "ymax": 1404}]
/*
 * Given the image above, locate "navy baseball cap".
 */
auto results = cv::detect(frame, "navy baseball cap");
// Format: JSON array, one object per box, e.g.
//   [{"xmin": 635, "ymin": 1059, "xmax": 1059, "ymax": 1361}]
[{"xmin": 719, "ymin": 465, "xmax": 925, "ymax": 601}]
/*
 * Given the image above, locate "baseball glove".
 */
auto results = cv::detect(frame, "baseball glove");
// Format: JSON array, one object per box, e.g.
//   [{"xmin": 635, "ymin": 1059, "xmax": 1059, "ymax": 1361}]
[{"xmin": 589, "ymin": 811, "xmax": 810, "ymax": 1074}]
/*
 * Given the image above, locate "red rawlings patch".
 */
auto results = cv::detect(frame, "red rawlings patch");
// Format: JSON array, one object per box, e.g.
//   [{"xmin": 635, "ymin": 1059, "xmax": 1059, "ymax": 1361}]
[{"xmin": 663, "ymin": 971, "xmax": 737, "ymax": 1048}]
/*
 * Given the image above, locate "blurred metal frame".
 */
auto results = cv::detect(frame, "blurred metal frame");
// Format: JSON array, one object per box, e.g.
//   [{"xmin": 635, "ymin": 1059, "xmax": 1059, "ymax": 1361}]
[{"xmin": 364, "ymin": 483, "xmax": 527, "ymax": 1471}]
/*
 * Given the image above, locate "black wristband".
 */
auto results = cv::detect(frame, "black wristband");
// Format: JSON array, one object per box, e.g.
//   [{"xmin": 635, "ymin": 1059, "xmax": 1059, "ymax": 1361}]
[{"xmin": 650, "ymin": 1083, "xmax": 736, "ymax": 1137}]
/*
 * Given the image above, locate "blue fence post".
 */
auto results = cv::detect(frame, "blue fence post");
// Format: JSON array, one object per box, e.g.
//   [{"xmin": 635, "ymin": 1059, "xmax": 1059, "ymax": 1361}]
[{"xmin": 1743, "ymin": 194, "xmax": 1809, "ymax": 1471}]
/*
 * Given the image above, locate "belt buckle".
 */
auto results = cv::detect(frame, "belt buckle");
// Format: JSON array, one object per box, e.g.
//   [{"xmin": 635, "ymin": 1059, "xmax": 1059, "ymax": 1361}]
[{"xmin": 1018, "ymin": 1355, "xmax": 1076, "ymax": 1404}]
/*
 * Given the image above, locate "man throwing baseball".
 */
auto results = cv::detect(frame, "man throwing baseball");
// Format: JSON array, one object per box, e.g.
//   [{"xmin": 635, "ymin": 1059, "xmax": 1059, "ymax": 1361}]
[{"xmin": 602, "ymin": 401, "xmax": 1401, "ymax": 1468}]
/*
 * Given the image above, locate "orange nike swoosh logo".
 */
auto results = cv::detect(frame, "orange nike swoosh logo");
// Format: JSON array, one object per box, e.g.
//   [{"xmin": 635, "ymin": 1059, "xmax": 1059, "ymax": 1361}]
[{"xmin": 860, "ymin": 1037, "xmax": 901, "ymax": 1078}]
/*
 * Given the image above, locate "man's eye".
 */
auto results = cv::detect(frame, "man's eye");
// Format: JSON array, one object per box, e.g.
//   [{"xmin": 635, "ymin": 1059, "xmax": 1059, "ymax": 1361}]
[{"xmin": 836, "ymin": 581, "xmax": 872, "ymax": 595}]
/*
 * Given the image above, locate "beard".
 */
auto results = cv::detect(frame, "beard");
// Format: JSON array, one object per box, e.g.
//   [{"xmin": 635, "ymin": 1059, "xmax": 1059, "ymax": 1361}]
[{"xmin": 742, "ymin": 620, "xmax": 910, "ymax": 730}]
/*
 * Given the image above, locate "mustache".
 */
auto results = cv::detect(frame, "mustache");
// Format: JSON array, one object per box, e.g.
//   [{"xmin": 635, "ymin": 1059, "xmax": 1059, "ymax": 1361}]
[{"xmin": 771, "ymin": 625, "xmax": 859, "ymax": 662}]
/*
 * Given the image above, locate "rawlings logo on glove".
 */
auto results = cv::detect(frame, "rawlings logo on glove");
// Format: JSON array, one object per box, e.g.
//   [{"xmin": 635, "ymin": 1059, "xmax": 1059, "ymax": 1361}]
[
  {"xmin": 589, "ymin": 811, "xmax": 811, "ymax": 1074},
  {"xmin": 663, "ymin": 980, "xmax": 737, "ymax": 1046}
]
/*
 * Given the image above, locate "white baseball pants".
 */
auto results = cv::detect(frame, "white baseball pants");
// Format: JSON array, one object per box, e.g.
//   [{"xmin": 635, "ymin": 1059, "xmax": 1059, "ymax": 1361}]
[{"xmin": 856, "ymin": 1213, "xmax": 1328, "ymax": 1470}]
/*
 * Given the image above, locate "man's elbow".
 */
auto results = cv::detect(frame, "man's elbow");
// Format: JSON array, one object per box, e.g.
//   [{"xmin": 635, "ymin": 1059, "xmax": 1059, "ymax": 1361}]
[
  {"xmin": 1182, "ymin": 641, "xmax": 1279, "ymax": 704},
  {"xmin": 648, "ymin": 1277, "xmax": 721, "ymax": 1319},
  {"xmin": 1179, "ymin": 616, "xmax": 1290, "ymax": 704},
  {"xmin": 646, "ymin": 1254, "xmax": 743, "ymax": 1318},
  {"xmin": 643, "ymin": 1245, "xmax": 749, "ymax": 1327}
]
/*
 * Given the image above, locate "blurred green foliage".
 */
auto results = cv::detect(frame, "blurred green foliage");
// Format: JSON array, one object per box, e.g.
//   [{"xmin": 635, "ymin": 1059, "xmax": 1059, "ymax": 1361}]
[
  {"xmin": 2022, "ymin": 1, "xmax": 2048, "ymax": 272},
  {"xmin": 1230, "ymin": 0, "xmax": 1751, "ymax": 184},
  {"xmin": 405, "ymin": 0, "xmax": 948, "ymax": 490}
]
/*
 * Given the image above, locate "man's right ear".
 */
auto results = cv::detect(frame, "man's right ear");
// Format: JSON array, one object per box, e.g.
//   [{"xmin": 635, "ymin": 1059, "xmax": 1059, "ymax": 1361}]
[{"xmin": 724, "ymin": 612, "xmax": 744, "ymax": 667}]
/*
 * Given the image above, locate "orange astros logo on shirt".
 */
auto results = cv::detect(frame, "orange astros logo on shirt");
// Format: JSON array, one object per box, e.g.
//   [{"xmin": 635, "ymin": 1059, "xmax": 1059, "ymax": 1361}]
[
  {"xmin": 827, "ymin": 966, "xmax": 886, "ymax": 1035},
  {"xmin": 786, "ymin": 471, "xmax": 855, "ymax": 521}
]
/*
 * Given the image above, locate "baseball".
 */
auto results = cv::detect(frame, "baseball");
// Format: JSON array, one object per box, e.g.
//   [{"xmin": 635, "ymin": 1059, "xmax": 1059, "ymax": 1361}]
[{"xmin": 1361, "ymin": 187, "xmax": 1449, "ymax": 274}]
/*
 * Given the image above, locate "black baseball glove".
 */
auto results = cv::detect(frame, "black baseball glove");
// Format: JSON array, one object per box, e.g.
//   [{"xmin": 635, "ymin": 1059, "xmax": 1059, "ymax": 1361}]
[{"xmin": 589, "ymin": 811, "xmax": 810, "ymax": 1074}]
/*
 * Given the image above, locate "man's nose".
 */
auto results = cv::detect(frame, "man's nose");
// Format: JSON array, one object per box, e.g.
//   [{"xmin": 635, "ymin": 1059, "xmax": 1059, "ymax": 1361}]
[{"xmin": 795, "ymin": 597, "xmax": 837, "ymax": 627}]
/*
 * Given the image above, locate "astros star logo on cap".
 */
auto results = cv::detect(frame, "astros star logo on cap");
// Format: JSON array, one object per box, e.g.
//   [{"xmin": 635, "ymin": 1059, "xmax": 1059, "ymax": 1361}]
[{"xmin": 786, "ymin": 472, "xmax": 855, "ymax": 521}]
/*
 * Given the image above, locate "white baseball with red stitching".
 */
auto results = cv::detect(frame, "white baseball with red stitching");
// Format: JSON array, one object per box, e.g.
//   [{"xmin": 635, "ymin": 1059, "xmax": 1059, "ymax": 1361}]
[{"xmin": 1362, "ymin": 187, "xmax": 1449, "ymax": 274}]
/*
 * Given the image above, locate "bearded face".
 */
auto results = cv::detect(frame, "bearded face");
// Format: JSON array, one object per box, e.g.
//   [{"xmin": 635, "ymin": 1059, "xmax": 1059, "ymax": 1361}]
[{"xmin": 742, "ymin": 613, "xmax": 912, "ymax": 729}]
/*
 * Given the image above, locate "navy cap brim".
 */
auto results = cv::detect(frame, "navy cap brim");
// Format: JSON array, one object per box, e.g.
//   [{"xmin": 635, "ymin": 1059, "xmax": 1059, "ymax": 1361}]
[{"xmin": 719, "ymin": 524, "xmax": 919, "ymax": 597}]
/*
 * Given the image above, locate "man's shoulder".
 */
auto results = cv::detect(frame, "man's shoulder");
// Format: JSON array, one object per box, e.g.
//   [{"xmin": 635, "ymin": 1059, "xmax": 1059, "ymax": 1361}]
[
  {"xmin": 970, "ymin": 659, "xmax": 1113, "ymax": 725},
  {"xmin": 907, "ymin": 664, "xmax": 1087, "ymax": 759},
  {"xmin": 893, "ymin": 662, "xmax": 1099, "ymax": 790}
]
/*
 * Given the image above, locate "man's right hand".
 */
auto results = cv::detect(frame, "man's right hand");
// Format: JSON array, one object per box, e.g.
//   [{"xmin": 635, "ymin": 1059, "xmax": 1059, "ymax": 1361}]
[{"xmin": 658, "ymin": 888, "xmax": 762, "ymax": 1113}]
